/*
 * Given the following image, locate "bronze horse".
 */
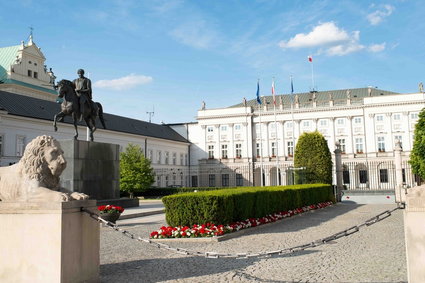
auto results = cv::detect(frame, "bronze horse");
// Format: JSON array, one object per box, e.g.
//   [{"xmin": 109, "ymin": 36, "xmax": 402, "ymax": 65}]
[{"xmin": 53, "ymin": 79, "xmax": 106, "ymax": 141}]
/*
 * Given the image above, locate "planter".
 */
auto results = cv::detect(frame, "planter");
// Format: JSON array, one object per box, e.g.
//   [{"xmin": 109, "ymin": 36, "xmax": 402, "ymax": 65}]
[{"xmin": 99, "ymin": 212, "xmax": 121, "ymax": 224}]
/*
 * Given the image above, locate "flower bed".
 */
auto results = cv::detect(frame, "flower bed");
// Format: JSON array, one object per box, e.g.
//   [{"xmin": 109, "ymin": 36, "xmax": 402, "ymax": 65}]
[{"xmin": 150, "ymin": 201, "xmax": 333, "ymax": 239}]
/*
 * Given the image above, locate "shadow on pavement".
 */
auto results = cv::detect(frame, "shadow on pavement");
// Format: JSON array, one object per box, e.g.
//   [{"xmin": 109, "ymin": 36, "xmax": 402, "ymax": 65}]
[{"xmin": 100, "ymin": 249, "xmax": 318, "ymax": 282}]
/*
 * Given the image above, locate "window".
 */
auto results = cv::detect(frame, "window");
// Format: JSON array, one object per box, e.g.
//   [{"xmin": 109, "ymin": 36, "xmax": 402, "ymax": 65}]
[
  {"xmin": 236, "ymin": 174, "xmax": 243, "ymax": 186},
  {"xmin": 221, "ymin": 144, "xmax": 228, "ymax": 159},
  {"xmin": 354, "ymin": 117, "xmax": 362, "ymax": 124},
  {"xmin": 33, "ymin": 72, "xmax": 38, "ymax": 79},
  {"xmin": 376, "ymin": 115, "xmax": 384, "ymax": 122},
  {"xmin": 235, "ymin": 143, "xmax": 242, "ymax": 158},
  {"xmin": 172, "ymin": 153, "xmax": 177, "ymax": 165},
  {"xmin": 270, "ymin": 122, "xmax": 276, "ymax": 130},
  {"xmin": 185, "ymin": 154, "xmax": 188, "ymax": 166},
  {"xmin": 271, "ymin": 142, "xmax": 276, "ymax": 156},
  {"xmin": 320, "ymin": 119, "xmax": 328, "ymax": 127},
  {"xmin": 220, "ymin": 125, "xmax": 227, "ymax": 131},
  {"xmin": 16, "ymin": 136, "xmax": 25, "ymax": 157},
  {"xmin": 256, "ymin": 143, "xmax": 260, "ymax": 157},
  {"xmin": 286, "ymin": 122, "xmax": 293, "ymax": 128},
  {"xmin": 165, "ymin": 176, "xmax": 169, "ymax": 187},
  {"xmin": 27, "ymin": 70, "xmax": 32, "ymax": 77},
  {"xmin": 234, "ymin": 124, "xmax": 242, "ymax": 131},
  {"xmin": 0, "ymin": 135, "xmax": 3, "ymax": 156},
  {"xmin": 208, "ymin": 174, "xmax": 216, "ymax": 187},
  {"xmin": 191, "ymin": 176, "xmax": 198, "ymax": 187},
  {"xmin": 287, "ymin": 141, "xmax": 294, "ymax": 156},
  {"xmin": 208, "ymin": 145, "xmax": 214, "ymax": 159},
  {"xmin": 338, "ymin": 139, "xmax": 346, "ymax": 153},
  {"xmin": 157, "ymin": 176, "xmax": 161, "ymax": 187},
  {"xmin": 165, "ymin": 152, "xmax": 169, "ymax": 164},
  {"xmin": 180, "ymin": 153, "xmax": 184, "ymax": 165},
  {"xmin": 337, "ymin": 118, "xmax": 345, "ymax": 125},
  {"xmin": 207, "ymin": 126, "xmax": 214, "ymax": 132},
  {"xmin": 148, "ymin": 150, "xmax": 153, "ymax": 161},
  {"xmin": 359, "ymin": 170, "xmax": 368, "ymax": 184},
  {"xmin": 355, "ymin": 138, "xmax": 363, "ymax": 153},
  {"xmin": 393, "ymin": 114, "xmax": 401, "ymax": 120},
  {"xmin": 303, "ymin": 121, "xmax": 310, "ymax": 127},
  {"xmin": 394, "ymin": 135, "xmax": 403, "ymax": 148},
  {"xmin": 411, "ymin": 113, "xmax": 419, "ymax": 120},
  {"xmin": 377, "ymin": 137, "xmax": 385, "ymax": 152},
  {"xmin": 221, "ymin": 174, "xmax": 229, "ymax": 187},
  {"xmin": 157, "ymin": 151, "xmax": 162, "ymax": 164},
  {"xmin": 379, "ymin": 169, "xmax": 389, "ymax": 183}
]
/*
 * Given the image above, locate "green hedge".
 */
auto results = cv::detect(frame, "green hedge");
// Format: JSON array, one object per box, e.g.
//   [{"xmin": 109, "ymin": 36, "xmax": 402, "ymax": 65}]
[
  {"xmin": 162, "ymin": 184, "xmax": 334, "ymax": 226},
  {"xmin": 135, "ymin": 187, "xmax": 230, "ymax": 197}
]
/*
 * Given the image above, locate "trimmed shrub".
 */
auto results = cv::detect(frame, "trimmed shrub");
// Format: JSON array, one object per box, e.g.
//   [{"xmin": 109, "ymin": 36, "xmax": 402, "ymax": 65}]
[
  {"xmin": 162, "ymin": 184, "xmax": 334, "ymax": 227},
  {"xmin": 410, "ymin": 108, "xmax": 425, "ymax": 179},
  {"xmin": 294, "ymin": 131, "xmax": 333, "ymax": 184}
]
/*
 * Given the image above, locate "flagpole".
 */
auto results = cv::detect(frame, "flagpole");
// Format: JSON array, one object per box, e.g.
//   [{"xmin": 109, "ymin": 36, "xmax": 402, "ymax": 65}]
[
  {"xmin": 272, "ymin": 78, "xmax": 279, "ymax": 186},
  {"xmin": 290, "ymin": 76, "xmax": 295, "ymax": 184},
  {"xmin": 309, "ymin": 56, "xmax": 315, "ymax": 91},
  {"xmin": 256, "ymin": 79, "xmax": 264, "ymax": 187}
]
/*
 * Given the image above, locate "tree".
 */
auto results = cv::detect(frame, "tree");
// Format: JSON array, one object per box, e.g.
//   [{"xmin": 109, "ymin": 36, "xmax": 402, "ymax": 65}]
[
  {"xmin": 294, "ymin": 131, "xmax": 333, "ymax": 184},
  {"xmin": 120, "ymin": 143, "xmax": 155, "ymax": 198},
  {"xmin": 409, "ymin": 108, "xmax": 425, "ymax": 179}
]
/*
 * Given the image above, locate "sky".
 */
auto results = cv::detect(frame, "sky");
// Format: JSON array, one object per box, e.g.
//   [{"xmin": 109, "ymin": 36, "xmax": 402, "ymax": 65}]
[{"xmin": 1, "ymin": 0, "xmax": 424, "ymax": 124}]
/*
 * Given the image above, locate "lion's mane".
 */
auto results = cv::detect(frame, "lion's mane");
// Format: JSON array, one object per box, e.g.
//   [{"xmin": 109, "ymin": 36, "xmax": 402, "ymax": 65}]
[{"xmin": 17, "ymin": 135, "xmax": 60, "ymax": 189}]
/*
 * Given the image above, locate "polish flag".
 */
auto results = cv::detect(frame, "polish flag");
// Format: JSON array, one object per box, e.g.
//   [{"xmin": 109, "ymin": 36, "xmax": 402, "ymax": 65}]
[
  {"xmin": 308, "ymin": 55, "xmax": 313, "ymax": 62},
  {"xmin": 272, "ymin": 80, "xmax": 276, "ymax": 105}
]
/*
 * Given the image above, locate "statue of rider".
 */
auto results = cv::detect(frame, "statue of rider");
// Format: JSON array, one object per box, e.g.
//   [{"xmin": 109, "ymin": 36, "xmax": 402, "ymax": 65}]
[{"xmin": 73, "ymin": 69, "xmax": 92, "ymax": 121}]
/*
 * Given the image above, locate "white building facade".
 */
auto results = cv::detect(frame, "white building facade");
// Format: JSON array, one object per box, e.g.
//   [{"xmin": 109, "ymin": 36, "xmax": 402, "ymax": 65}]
[{"xmin": 172, "ymin": 89, "xmax": 425, "ymax": 190}]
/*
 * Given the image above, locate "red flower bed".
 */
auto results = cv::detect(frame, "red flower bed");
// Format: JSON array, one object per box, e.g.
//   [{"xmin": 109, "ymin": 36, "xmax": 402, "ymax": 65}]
[{"xmin": 150, "ymin": 201, "xmax": 333, "ymax": 239}]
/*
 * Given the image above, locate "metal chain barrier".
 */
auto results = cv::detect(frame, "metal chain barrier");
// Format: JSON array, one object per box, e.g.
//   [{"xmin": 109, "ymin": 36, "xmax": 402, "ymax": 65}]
[{"xmin": 82, "ymin": 204, "xmax": 404, "ymax": 259}]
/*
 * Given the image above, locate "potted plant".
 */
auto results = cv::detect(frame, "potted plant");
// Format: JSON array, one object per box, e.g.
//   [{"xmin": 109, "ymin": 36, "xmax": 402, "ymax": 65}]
[{"xmin": 98, "ymin": 205, "xmax": 125, "ymax": 224}]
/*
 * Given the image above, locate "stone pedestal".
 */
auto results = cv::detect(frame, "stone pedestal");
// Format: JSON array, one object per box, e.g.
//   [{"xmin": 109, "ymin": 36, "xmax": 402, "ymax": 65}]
[
  {"xmin": 0, "ymin": 200, "xmax": 99, "ymax": 283},
  {"xmin": 59, "ymin": 140, "xmax": 120, "ymax": 200},
  {"xmin": 404, "ymin": 186, "xmax": 425, "ymax": 283}
]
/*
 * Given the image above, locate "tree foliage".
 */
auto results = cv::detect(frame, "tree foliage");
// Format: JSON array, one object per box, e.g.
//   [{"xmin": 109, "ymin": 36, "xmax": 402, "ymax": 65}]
[
  {"xmin": 294, "ymin": 131, "xmax": 333, "ymax": 184},
  {"xmin": 120, "ymin": 143, "xmax": 155, "ymax": 198},
  {"xmin": 409, "ymin": 108, "xmax": 425, "ymax": 179}
]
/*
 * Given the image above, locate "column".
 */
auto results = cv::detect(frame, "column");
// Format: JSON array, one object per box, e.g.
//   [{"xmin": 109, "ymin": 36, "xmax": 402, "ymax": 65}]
[{"xmin": 334, "ymin": 142, "xmax": 343, "ymax": 202}]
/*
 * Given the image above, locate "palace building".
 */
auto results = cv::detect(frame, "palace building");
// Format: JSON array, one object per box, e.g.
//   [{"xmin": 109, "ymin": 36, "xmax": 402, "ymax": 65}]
[{"xmin": 1, "ymin": 36, "xmax": 424, "ymax": 190}]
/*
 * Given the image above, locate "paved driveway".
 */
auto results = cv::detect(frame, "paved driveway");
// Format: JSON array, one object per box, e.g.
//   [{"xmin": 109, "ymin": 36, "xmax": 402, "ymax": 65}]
[{"xmin": 100, "ymin": 203, "xmax": 406, "ymax": 282}]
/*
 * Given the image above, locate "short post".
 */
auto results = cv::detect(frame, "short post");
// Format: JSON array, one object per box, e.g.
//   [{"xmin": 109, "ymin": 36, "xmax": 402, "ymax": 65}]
[
  {"xmin": 0, "ymin": 200, "xmax": 100, "ymax": 283},
  {"xmin": 334, "ymin": 141, "xmax": 343, "ymax": 202},
  {"xmin": 404, "ymin": 186, "xmax": 425, "ymax": 282},
  {"xmin": 394, "ymin": 139, "xmax": 404, "ymax": 203}
]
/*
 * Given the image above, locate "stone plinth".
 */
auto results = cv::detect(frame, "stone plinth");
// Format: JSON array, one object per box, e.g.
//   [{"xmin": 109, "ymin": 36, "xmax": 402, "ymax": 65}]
[
  {"xmin": 60, "ymin": 140, "xmax": 120, "ymax": 200},
  {"xmin": 404, "ymin": 185, "xmax": 425, "ymax": 283},
  {"xmin": 0, "ymin": 200, "xmax": 99, "ymax": 283}
]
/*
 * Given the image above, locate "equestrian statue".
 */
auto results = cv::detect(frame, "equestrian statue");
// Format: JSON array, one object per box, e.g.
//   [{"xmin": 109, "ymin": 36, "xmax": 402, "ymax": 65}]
[{"xmin": 53, "ymin": 69, "xmax": 106, "ymax": 141}]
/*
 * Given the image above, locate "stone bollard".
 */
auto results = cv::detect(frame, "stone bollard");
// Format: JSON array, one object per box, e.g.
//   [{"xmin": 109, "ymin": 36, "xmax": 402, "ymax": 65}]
[
  {"xmin": 404, "ymin": 185, "xmax": 425, "ymax": 282},
  {"xmin": 0, "ymin": 200, "xmax": 99, "ymax": 283},
  {"xmin": 334, "ymin": 141, "xmax": 343, "ymax": 202}
]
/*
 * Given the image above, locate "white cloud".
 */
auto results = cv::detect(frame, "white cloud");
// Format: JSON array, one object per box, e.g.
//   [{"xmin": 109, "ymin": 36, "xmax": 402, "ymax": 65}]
[
  {"xmin": 279, "ymin": 22, "xmax": 365, "ymax": 56},
  {"xmin": 170, "ymin": 19, "xmax": 219, "ymax": 49},
  {"xmin": 279, "ymin": 22, "xmax": 352, "ymax": 48},
  {"xmin": 94, "ymin": 74, "xmax": 153, "ymax": 90},
  {"xmin": 368, "ymin": 43, "xmax": 386, "ymax": 52},
  {"xmin": 367, "ymin": 5, "xmax": 394, "ymax": 25}
]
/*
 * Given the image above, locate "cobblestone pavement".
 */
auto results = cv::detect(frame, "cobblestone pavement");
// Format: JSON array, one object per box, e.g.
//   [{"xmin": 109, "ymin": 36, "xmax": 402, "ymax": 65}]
[{"xmin": 100, "ymin": 203, "xmax": 407, "ymax": 282}]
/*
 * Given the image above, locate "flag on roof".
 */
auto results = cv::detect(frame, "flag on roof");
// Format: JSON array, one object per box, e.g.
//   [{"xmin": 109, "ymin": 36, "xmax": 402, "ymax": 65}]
[
  {"xmin": 256, "ymin": 81, "xmax": 261, "ymax": 104},
  {"xmin": 308, "ymin": 55, "xmax": 313, "ymax": 62},
  {"xmin": 291, "ymin": 76, "xmax": 294, "ymax": 94}
]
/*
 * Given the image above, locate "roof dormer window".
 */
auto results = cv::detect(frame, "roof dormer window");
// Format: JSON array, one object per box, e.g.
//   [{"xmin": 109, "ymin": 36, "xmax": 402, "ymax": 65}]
[
  {"xmin": 28, "ymin": 61, "xmax": 32, "ymax": 64},
  {"xmin": 34, "ymin": 62, "xmax": 37, "ymax": 66}
]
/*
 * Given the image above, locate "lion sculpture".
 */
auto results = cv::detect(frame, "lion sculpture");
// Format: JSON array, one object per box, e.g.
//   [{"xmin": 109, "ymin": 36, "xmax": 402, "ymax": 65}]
[{"xmin": 0, "ymin": 135, "xmax": 89, "ymax": 202}]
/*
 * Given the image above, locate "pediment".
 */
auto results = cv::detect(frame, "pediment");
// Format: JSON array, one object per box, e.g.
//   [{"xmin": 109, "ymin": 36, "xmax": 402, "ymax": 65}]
[{"xmin": 22, "ymin": 44, "xmax": 46, "ymax": 60}]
